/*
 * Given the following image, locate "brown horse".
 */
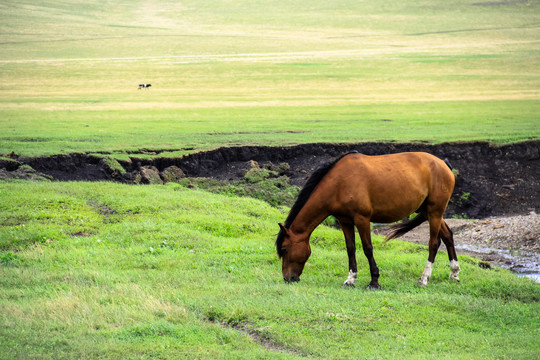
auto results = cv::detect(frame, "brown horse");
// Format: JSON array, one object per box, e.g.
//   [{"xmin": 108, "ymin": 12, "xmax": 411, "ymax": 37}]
[{"xmin": 276, "ymin": 151, "xmax": 460, "ymax": 288}]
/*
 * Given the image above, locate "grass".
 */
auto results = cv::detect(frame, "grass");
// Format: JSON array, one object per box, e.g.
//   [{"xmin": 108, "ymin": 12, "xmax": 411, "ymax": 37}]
[
  {"xmin": 1, "ymin": 0, "xmax": 539, "ymax": 156},
  {"xmin": 0, "ymin": 181, "xmax": 539, "ymax": 359},
  {"xmin": 177, "ymin": 172, "xmax": 300, "ymax": 208},
  {"xmin": 1, "ymin": 1, "xmax": 539, "ymax": 358}
]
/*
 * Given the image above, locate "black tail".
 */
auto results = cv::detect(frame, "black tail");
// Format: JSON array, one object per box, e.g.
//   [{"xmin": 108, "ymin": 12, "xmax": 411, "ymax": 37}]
[
  {"xmin": 385, "ymin": 213, "xmax": 427, "ymax": 241},
  {"xmin": 443, "ymin": 157, "xmax": 453, "ymax": 170}
]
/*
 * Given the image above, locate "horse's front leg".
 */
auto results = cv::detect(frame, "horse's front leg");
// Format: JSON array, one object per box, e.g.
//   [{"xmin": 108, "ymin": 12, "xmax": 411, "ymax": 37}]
[
  {"xmin": 356, "ymin": 217, "xmax": 380, "ymax": 289},
  {"xmin": 339, "ymin": 219, "xmax": 357, "ymax": 287}
]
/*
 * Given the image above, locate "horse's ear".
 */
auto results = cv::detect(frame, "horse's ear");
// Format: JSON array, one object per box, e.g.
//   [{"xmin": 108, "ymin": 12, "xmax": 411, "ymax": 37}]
[{"xmin": 278, "ymin": 223, "xmax": 288, "ymax": 234}]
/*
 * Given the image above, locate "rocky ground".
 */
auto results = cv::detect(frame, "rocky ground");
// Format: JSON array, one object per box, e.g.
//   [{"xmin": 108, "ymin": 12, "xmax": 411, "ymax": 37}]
[{"xmin": 376, "ymin": 212, "xmax": 539, "ymax": 278}]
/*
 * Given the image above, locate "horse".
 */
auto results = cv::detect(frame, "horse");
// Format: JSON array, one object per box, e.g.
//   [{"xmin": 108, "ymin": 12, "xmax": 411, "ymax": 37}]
[{"xmin": 276, "ymin": 151, "xmax": 460, "ymax": 288}]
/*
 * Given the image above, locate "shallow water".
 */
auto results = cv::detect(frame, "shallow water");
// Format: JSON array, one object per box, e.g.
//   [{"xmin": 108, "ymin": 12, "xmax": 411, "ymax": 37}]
[
  {"xmin": 517, "ymin": 272, "xmax": 540, "ymax": 283},
  {"xmin": 457, "ymin": 243, "xmax": 540, "ymax": 283}
]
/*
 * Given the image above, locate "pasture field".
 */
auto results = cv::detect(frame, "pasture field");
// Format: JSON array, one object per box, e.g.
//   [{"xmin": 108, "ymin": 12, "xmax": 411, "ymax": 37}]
[
  {"xmin": 0, "ymin": 0, "xmax": 539, "ymax": 156},
  {"xmin": 0, "ymin": 181, "xmax": 539, "ymax": 359},
  {"xmin": 1, "ymin": 1, "xmax": 540, "ymax": 359}
]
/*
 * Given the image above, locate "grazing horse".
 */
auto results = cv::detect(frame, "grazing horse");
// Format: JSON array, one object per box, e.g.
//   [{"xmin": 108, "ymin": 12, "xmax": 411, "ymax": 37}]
[
  {"xmin": 276, "ymin": 151, "xmax": 460, "ymax": 288},
  {"xmin": 138, "ymin": 84, "xmax": 151, "ymax": 89}
]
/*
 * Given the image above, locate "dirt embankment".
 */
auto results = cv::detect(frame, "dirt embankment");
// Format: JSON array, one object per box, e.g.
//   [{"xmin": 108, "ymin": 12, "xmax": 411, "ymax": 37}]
[{"xmin": 1, "ymin": 141, "xmax": 539, "ymax": 219}]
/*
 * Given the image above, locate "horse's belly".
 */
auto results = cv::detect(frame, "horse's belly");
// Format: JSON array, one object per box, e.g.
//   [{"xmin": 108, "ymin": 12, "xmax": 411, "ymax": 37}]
[
  {"xmin": 370, "ymin": 208, "xmax": 420, "ymax": 224},
  {"xmin": 369, "ymin": 199, "xmax": 424, "ymax": 223},
  {"xmin": 365, "ymin": 183, "xmax": 427, "ymax": 223},
  {"xmin": 335, "ymin": 187, "xmax": 426, "ymax": 223}
]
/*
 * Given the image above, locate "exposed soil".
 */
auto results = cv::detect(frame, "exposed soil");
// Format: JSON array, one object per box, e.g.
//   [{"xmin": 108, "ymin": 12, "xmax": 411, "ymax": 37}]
[
  {"xmin": 5, "ymin": 141, "xmax": 540, "ymax": 219},
  {"xmin": 3, "ymin": 141, "xmax": 538, "ymax": 218}
]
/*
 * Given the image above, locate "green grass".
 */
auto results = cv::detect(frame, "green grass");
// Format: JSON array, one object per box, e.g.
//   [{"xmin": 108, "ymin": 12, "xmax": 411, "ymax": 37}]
[
  {"xmin": 0, "ymin": 181, "xmax": 539, "ymax": 359},
  {"xmin": 177, "ymin": 170, "xmax": 300, "ymax": 208},
  {"xmin": 1, "ymin": 1, "xmax": 539, "ymax": 358},
  {"xmin": 1, "ymin": 0, "xmax": 539, "ymax": 156}
]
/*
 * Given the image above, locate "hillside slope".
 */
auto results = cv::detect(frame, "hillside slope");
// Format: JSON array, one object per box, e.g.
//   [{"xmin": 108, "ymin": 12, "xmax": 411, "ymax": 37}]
[{"xmin": 1, "ymin": 181, "xmax": 538, "ymax": 359}]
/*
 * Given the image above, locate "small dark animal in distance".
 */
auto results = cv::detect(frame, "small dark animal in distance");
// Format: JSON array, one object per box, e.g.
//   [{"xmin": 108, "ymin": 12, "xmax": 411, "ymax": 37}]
[{"xmin": 138, "ymin": 84, "xmax": 151, "ymax": 89}]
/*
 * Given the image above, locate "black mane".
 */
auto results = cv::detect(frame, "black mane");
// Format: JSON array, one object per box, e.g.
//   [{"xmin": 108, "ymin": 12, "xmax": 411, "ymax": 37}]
[{"xmin": 275, "ymin": 152, "xmax": 356, "ymax": 257}]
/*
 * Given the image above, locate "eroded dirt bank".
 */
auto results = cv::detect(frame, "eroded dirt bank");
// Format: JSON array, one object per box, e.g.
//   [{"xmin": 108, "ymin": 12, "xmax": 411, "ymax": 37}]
[{"xmin": 3, "ymin": 141, "xmax": 538, "ymax": 219}]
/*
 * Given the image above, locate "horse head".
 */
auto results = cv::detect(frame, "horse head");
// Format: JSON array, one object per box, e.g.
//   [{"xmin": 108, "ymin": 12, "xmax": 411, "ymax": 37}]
[{"xmin": 277, "ymin": 223, "xmax": 311, "ymax": 283}]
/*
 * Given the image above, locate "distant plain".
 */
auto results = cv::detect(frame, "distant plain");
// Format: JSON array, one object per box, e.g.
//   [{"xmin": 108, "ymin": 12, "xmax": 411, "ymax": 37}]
[{"xmin": 1, "ymin": 0, "xmax": 538, "ymax": 156}]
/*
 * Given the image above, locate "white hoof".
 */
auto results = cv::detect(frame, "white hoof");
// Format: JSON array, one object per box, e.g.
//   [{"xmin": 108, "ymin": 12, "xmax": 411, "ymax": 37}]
[
  {"xmin": 343, "ymin": 270, "xmax": 357, "ymax": 287},
  {"xmin": 449, "ymin": 260, "xmax": 461, "ymax": 282},
  {"xmin": 418, "ymin": 261, "xmax": 433, "ymax": 287}
]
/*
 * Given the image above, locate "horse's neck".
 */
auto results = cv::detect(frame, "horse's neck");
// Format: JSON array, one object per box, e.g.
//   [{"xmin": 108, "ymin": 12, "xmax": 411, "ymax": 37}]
[{"xmin": 289, "ymin": 192, "xmax": 330, "ymax": 239}]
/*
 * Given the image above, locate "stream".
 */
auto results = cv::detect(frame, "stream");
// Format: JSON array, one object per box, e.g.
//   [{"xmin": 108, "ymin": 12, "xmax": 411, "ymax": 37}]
[{"xmin": 456, "ymin": 244, "xmax": 540, "ymax": 283}]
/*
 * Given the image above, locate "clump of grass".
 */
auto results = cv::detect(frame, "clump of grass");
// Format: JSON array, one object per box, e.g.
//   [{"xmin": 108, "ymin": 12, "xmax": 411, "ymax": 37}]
[
  {"xmin": 243, "ymin": 167, "xmax": 274, "ymax": 183},
  {"xmin": 100, "ymin": 156, "xmax": 126, "ymax": 176},
  {"xmin": 172, "ymin": 160, "xmax": 299, "ymax": 207},
  {"xmin": 176, "ymin": 175, "xmax": 299, "ymax": 207},
  {"xmin": 0, "ymin": 251, "xmax": 20, "ymax": 265}
]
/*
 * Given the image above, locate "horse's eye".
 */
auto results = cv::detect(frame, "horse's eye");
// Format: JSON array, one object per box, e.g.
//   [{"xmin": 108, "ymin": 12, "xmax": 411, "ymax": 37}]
[{"xmin": 281, "ymin": 248, "xmax": 287, "ymax": 254}]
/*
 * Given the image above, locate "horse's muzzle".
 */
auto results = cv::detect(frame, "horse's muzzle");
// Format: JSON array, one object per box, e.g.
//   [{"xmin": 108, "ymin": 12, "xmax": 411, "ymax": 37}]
[{"xmin": 283, "ymin": 275, "xmax": 300, "ymax": 283}]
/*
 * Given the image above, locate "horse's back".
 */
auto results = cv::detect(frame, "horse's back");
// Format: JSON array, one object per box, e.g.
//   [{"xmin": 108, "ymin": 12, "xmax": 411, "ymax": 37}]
[
  {"xmin": 336, "ymin": 152, "xmax": 452, "ymax": 182},
  {"xmin": 327, "ymin": 152, "xmax": 454, "ymax": 222}
]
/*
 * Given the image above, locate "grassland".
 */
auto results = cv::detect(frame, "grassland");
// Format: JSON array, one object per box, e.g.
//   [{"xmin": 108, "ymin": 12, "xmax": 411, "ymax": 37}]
[
  {"xmin": 1, "ymin": 1, "xmax": 539, "ymax": 359},
  {"xmin": 1, "ymin": 0, "xmax": 539, "ymax": 156},
  {"xmin": 1, "ymin": 181, "xmax": 539, "ymax": 359}
]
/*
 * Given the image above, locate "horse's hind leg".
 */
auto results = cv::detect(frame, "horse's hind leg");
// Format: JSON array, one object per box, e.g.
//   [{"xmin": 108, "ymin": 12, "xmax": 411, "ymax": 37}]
[
  {"xmin": 440, "ymin": 220, "xmax": 460, "ymax": 281},
  {"xmin": 418, "ymin": 214, "xmax": 443, "ymax": 287},
  {"xmin": 338, "ymin": 219, "xmax": 357, "ymax": 287},
  {"xmin": 355, "ymin": 216, "xmax": 380, "ymax": 289}
]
